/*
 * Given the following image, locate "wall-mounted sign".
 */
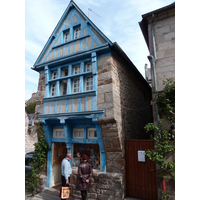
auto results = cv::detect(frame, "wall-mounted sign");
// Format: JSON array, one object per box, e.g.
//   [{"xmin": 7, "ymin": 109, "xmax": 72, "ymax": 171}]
[{"xmin": 138, "ymin": 150, "xmax": 145, "ymax": 162}]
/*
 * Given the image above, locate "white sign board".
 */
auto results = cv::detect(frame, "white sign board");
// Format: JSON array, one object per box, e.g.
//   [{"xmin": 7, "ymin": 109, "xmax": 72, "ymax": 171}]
[{"xmin": 138, "ymin": 150, "xmax": 145, "ymax": 162}]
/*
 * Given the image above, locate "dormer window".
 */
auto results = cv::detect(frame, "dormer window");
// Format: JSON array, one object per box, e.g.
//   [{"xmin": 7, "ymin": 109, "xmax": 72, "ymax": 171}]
[
  {"xmin": 64, "ymin": 30, "xmax": 70, "ymax": 43},
  {"xmin": 74, "ymin": 25, "xmax": 81, "ymax": 39}
]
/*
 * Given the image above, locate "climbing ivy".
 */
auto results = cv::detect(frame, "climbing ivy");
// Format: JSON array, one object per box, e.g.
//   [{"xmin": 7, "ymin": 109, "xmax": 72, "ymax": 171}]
[
  {"xmin": 144, "ymin": 79, "xmax": 175, "ymax": 200},
  {"xmin": 26, "ymin": 124, "xmax": 51, "ymax": 195}
]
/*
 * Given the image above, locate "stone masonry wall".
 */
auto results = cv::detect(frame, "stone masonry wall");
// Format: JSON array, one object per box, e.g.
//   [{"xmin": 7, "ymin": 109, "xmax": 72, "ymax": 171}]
[
  {"xmin": 25, "ymin": 111, "xmax": 38, "ymax": 151},
  {"xmin": 70, "ymin": 169, "xmax": 124, "ymax": 200},
  {"xmin": 148, "ymin": 8, "xmax": 175, "ymax": 92},
  {"xmin": 96, "ymin": 53, "xmax": 152, "ymax": 198},
  {"xmin": 147, "ymin": 8, "xmax": 175, "ymax": 200},
  {"xmin": 25, "ymin": 72, "xmax": 45, "ymax": 151},
  {"xmin": 97, "ymin": 55, "xmax": 124, "ymax": 176},
  {"xmin": 111, "ymin": 51, "xmax": 153, "ymax": 140}
]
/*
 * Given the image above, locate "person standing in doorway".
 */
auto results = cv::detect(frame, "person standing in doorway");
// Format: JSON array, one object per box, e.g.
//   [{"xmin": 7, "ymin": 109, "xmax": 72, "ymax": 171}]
[
  {"xmin": 76, "ymin": 154, "xmax": 93, "ymax": 200},
  {"xmin": 61, "ymin": 152, "xmax": 72, "ymax": 199}
]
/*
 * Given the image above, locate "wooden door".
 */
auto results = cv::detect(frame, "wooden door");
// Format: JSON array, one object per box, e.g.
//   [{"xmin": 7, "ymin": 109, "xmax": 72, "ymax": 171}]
[{"xmin": 125, "ymin": 140, "xmax": 157, "ymax": 200}]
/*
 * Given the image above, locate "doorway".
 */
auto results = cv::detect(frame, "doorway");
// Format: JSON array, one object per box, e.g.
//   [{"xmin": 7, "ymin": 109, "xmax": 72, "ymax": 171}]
[{"xmin": 51, "ymin": 142, "xmax": 67, "ymax": 187}]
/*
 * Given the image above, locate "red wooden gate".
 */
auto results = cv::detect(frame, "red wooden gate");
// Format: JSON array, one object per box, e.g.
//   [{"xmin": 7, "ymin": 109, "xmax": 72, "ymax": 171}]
[{"xmin": 125, "ymin": 140, "xmax": 157, "ymax": 200}]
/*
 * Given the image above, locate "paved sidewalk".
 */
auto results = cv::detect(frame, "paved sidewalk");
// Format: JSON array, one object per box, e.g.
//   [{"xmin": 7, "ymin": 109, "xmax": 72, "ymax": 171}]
[
  {"xmin": 25, "ymin": 187, "xmax": 141, "ymax": 200},
  {"xmin": 25, "ymin": 187, "xmax": 74, "ymax": 200},
  {"xmin": 26, "ymin": 192, "xmax": 60, "ymax": 200}
]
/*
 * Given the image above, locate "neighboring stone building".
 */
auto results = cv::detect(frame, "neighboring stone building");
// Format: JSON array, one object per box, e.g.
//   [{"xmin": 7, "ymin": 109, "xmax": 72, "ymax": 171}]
[
  {"xmin": 139, "ymin": 2, "xmax": 175, "ymax": 123},
  {"xmin": 139, "ymin": 2, "xmax": 175, "ymax": 199},
  {"xmin": 25, "ymin": 110, "xmax": 38, "ymax": 151},
  {"xmin": 25, "ymin": 74, "xmax": 45, "ymax": 152},
  {"xmin": 31, "ymin": 1, "xmax": 152, "ymax": 199}
]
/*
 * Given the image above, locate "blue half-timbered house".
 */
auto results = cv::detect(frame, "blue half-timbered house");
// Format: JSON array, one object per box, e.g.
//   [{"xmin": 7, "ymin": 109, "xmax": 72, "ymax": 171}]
[{"xmin": 32, "ymin": 0, "xmax": 152, "ymax": 195}]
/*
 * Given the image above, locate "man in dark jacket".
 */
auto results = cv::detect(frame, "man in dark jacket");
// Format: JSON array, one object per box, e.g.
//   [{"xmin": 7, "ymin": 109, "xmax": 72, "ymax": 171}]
[{"xmin": 76, "ymin": 154, "xmax": 93, "ymax": 200}]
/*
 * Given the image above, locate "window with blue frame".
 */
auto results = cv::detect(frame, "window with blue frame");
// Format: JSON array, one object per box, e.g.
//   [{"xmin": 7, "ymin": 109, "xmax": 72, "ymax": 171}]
[
  {"xmin": 51, "ymin": 82, "xmax": 56, "ymax": 96},
  {"xmin": 72, "ymin": 143, "xmax": 100, "ymax": 169},
  {"xmin": 62, "ymin": 67, "xmax": 68, "ymax": 77},
  {"xmin": 73, "ymin": 78, "xmax": 80, "ymax": 93},
  {"xmin": 85, "ymin": 76, "xmax": 93, "ymax": 91},
  {"xmin": 85, "ymin": 62, "xmax": 92, "ymax": 72},
  {"xmin": 73, "ymin": 64, "xmax": 80, "ymax": 74},
  {"xmin": 73, "ymin": 25, "xmax": 81, "ymax": 39},
  {"xmin": 52, "ymin": 71, "xmax": 57, "ymax": 79},
  {"xmin": 87, "ymin": 128, "xmax": 97, "ymax": 139},
  {"xmin": 61, "ymin": 80, "xmax": 67, "ymax": 95},
  {"xmin": 47, "ymin": 57, "xmax": 95, "ymax": 97},
  {"xmin": 64, "ymin": 29, "xmax": 70, "ymax": 43},
  {"xmin": 72, "ymin": 128, "xmax": 100, "ymax": 169}
]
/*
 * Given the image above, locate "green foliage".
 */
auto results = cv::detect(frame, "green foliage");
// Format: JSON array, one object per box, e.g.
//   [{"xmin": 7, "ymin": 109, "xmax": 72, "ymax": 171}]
[
  {"xmin": 145, "ymin": 120, "xmax": 175, "ymax": 180},
  {"xmin": 25, "ymin": 102, "xmax": 36, "ymax": 114},
  {"xmin": 144, "ymin": 79, "xmax": 175, "ymax": 199},
  {"xmin": 26, "ymin": 124, "xmax": 51, "ymax": 195},
  {"xmin": 157, "ymin": 79, "xmax": 175, "ymax": 126},
  {"xmin": 162, "ymin": 191, "xmax": 171, "ymax": 200}
]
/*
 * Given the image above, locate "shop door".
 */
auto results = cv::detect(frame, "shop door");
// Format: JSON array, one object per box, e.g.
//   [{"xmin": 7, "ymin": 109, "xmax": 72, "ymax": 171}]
[
  {"xmin": 125, "ymin": 140, "xmax": 157, "ymax": 200},
  {"xmin": 51, "ymin": 142, "xmax": 67, "ymax": 187}
]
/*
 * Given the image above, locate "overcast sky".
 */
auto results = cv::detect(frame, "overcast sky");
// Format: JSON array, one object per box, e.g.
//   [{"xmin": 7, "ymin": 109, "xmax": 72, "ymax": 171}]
[{"xmin": 25, "ymin": 0, "xmax": 174, "ymax": 100}]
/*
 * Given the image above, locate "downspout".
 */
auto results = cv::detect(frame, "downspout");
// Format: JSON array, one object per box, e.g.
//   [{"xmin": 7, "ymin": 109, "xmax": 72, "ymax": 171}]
[
  {"xmin": 147, "ymin": 13, "xmax": 159, "ymax": 125},
  {"xmin": 148, "ymin": 14, "xmax": 166, "ymax": 195}
]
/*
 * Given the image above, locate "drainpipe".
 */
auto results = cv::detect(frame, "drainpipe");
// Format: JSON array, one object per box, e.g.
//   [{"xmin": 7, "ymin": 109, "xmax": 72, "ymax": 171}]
[
  {"xmin": 147, "ymin": 13, "xmax": 166, "ymax": 195},
  {"xmin": 148, "ymin": 13, "xmax": 159, "ymax": 125}
]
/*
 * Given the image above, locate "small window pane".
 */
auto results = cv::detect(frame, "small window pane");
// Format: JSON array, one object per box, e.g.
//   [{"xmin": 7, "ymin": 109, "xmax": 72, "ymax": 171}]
[
  {"xmin": 87, "ymin": 128, "xmax": 97, "ymax": 139},
  {"xmin": 85, "ymin": 76, "xmax": 93, "ymax": 91},
  {"xmin": 64, "ymin": 31, "xmax": 70, "ymax": 42},
  {"xmin": 62, "ymin": 68, "xmax": 68, "ymax": 77},
  {"xmin": 86, "ymin": 63, "xmax": 92, "ymax": 72},
  {"xmin": 73, "ymin": 129, "xmax": 84, "ymax": 138},
  {"xmin": 52, "ymin": 71, "xmax": 57, "ymax": 79},
  {"xmin": 73, "ymin": 79, "xmax": 79, "ymax": 93},
  {"xmin": 62, "ymin": 81, "xmax": 67, "ymax": 95},
  {"xmin": 74, "ymin": 26, "xmax": 81, "ymax": 39},
  {"xmin": 74, "ymin": 65, "xmax": 80, "ymax": 74},
  {"xmin": 51, "ymin": 83, "xmax": 56, "ymax": 96}
]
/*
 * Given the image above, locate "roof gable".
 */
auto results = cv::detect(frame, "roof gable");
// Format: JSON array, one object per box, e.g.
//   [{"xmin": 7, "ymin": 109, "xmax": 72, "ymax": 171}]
[{"xmin": 33, "ymin": 0, "xmax": 112, "ymax": 69}]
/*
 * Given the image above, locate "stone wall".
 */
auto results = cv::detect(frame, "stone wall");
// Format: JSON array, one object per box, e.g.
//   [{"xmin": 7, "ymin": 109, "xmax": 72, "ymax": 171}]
[
  {"xmin": 25, "ymin": 72, "xmax": 45, "ymax": 151},
  {"xmin": 70, "ymin": 169, "xmax": 124, "ymax": 200},
  {"xmin": 25, "ymin": 111, "xmax": 38, "ymax": 151},
  {"xmin": 147, "ymin": 7, "xmax": 175, "ymax": 200},
  {"xmin": 111, "ymin": 51, "xmax": 153, "ymax": 140},
  {"xmin": 148, "ymin": 8, "xmax": 175, "ymax": 92},
  {"xmin": 96, "ymin": 53, "xmax": 152, "ymax": 198}
]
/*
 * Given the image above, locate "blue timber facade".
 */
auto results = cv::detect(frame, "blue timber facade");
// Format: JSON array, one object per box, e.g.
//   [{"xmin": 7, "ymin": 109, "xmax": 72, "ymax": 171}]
[
  {"xmin": 32, "ymin": 1, "xmax": 111, "ymax": 188},
  {"xmin": 32, "ymin": 0, "xmax": 153, "ymax": 191}
]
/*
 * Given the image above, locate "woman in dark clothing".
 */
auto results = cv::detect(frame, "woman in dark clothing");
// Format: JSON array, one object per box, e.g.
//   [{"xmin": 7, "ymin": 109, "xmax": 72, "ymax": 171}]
[{"xmin": 76, "ymin": 154, "xmax": 93, "ymax": 200}]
